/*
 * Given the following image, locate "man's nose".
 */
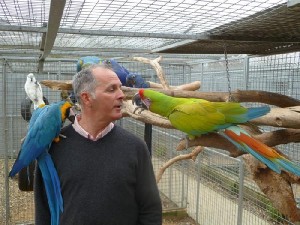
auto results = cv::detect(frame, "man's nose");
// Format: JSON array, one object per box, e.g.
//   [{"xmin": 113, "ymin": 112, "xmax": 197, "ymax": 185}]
[{"xmin": 118, "ymin": 89, "xmax": 125, "ymax": 99}]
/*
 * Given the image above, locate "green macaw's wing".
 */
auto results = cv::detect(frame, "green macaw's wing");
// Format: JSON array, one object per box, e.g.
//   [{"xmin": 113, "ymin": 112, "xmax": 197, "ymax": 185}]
[
  {"xmin": 168, "ymin": 101, "xmax": 249, "ymax": 137},
  {"xmin": 168, "ymin": 101, "xmax": 229, "ymax": 137},
  {"xmin": 209, "ymin": 102, "xmax": 249, "ymax": 123}
]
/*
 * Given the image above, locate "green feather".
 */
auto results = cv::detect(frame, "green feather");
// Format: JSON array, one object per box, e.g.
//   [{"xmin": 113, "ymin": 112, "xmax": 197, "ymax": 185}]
[{"xmin": 142, "ymin": 89, "xmax": 269, "ymax": 139}]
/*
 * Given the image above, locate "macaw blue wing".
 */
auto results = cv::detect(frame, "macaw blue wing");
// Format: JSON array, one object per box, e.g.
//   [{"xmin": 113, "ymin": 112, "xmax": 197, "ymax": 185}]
[
  {"xmin": 103, "ymin": 58, "xmax": 130, "ymax": 86},
  {"xmin": 9, "ymin": 103, "xmax": 63, "ymax": 177}
]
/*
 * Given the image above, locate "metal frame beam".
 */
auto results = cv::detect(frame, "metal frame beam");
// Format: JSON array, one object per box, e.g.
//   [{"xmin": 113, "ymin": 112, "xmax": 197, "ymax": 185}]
[
  {"xmin": 38, "ymin": 0, "xmax": 66, "ymax": 73},
  {"xmin": 0, "ymin": 24, "xmax": 201, "ymax": 40},
  {"xmin": 1, "ymin": 24, "xmax": 300, "ymax": 44},
  {"xmin": 0, "ymin": 45, "xmax": 150, "ymax": 54}
]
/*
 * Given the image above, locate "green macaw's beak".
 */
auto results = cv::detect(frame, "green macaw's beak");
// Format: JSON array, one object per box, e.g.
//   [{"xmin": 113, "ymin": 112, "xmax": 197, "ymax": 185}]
[{"xmin": 132, "ymin": 92, "xmax": 148, "ymax": 110}]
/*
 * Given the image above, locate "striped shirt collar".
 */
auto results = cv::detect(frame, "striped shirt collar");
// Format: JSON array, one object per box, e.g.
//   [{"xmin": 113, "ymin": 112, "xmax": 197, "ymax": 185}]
[{"xmin": 72, "ymin": 115, "xmax": 114, "ymax": 141}]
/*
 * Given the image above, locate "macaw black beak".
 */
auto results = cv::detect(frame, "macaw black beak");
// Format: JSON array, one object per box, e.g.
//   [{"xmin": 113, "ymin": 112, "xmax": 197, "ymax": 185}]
[
  {"xmin": 67, "ymin": 106, "xmax": 76, "ymax": 123},
  {"xmin": 132, "ymin": 93, "xmax": 140, "ymax": 105},
  {"xmin": 132, "ymin": 92, "xmax": 149, "ymax": 110}
]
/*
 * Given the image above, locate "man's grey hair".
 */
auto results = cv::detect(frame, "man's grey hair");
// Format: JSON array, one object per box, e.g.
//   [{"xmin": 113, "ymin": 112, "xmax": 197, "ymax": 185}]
[{"xmin": 72, "ymin": 64, "xmax": 112, "ymax": 104}]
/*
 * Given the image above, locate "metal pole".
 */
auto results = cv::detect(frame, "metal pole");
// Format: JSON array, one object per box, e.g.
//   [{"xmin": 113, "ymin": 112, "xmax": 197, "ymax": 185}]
[
  {"xmin": 195, "ymin": 159, "xmax": 201, "ymax": 223},
  {"xmin": 144, "ymin": 123, "xmax": 152, "ymax": 156},
  {"xmin": 3, "ymin": 59, "xmax": 10, "ymax": 225},
  {"xmin": 180, "ymin": 161, "xmax": 186, "ymax": 208},
  {"xmin": 237, "ymin": 157, "xmax": 245, "ymax": 225},
  {"xmin": 144, "ymin": 65, "xmax": 155, "ymax": 155},
  {"xmin": 244, "ymin": 56, "xmax": 250, "ymax": 90}
]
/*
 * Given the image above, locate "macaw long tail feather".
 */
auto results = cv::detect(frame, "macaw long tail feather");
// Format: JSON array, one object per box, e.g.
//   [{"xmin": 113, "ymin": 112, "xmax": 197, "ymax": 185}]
[
  {"xmin": 8, "ymin": 160, "xmax": 25, "ymax": 177},
  {"xmin": 38, "ymin": 152, "xmax": 63, "ymax": 225},
  {"xmin": 220, "ymin": 126, "xmax": 300, "ymax": 176},
  {"xmin": 44, "ymin": 155, "xmax": 63, "ymax": 212}
]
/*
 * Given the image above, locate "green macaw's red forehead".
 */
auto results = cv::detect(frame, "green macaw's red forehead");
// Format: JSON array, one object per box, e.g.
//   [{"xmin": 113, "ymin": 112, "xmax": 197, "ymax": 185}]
[{"xmin": 138, "ymin": 89, "xmax": 145, "ymax": 98}]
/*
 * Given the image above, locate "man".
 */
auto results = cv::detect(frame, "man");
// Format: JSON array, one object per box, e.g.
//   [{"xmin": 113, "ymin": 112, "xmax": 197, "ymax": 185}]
[{"xmin": 34, "ymin": 64, "xmax": 162, "ymax": 225}]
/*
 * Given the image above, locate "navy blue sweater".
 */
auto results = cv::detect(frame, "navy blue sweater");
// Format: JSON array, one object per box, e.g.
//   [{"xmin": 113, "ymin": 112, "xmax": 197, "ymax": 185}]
[{"xmin": 34, "ymin": 125, "xmax": 162, "ymax": 225}]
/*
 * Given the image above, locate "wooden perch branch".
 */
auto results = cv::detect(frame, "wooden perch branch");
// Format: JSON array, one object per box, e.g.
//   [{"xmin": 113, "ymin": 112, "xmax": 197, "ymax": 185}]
[
  {"xmin": 132, "ymin": 56, "xmax": 170, "ymax": 89},
  {"xmin": 156, "ymin": 146, "xmax": 204, "ymax": 183},
  {"xmin": 122, "ymin": 100, "xmax": 172, "ymax": 128},
  {"xmin": 40, "ymin": 80, "xmax": 73, "ymax": 90},
  {"xmin": 122, "ymin": 88, "xmax": 300, "ymax": 108},
  {"xmin": 129, "ymin": 89, "xmax": 300, "ymax": 107},
  {"xmin": 243, "ymin": 155, "xmax": 300, "ymax": 222},
  {"xmin": 40, "ymin": 79, "xmax": 300, "ymax": 108},
  {"xmin": 253, "ymin": 106, "xmax": 300, "ymax": 128},
  {"xmin": 40, "ymin": 80, "xmax": 201, "ymax": 92},
  {"xmin": 148, "ymin": 81, "xmax": 201, "ymax": 91},
  {"xmin": 176, "ymin": 127, "xmax": 300, "ymax": 155}
]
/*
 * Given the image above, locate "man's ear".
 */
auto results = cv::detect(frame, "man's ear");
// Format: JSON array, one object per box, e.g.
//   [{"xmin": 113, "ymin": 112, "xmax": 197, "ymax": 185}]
[{"xmin": 80, "ymin": 92, "xmax": 93, "ymax": 107}]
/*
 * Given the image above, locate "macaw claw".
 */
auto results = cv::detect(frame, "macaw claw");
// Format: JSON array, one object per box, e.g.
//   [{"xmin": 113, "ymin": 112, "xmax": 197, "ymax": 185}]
[
  {"xmin": 59, "ymin": 134, "xmax": 67, "ymax": 139},
  {"xmin": 133, "ymin": 106, "xmax": 146, "ymax": 114}
]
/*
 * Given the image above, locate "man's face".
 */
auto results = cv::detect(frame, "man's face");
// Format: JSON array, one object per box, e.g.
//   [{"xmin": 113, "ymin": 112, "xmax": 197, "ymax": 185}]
[{"xmin": 90, "ymin": 67, "xmax": 124, "ymax": 121}]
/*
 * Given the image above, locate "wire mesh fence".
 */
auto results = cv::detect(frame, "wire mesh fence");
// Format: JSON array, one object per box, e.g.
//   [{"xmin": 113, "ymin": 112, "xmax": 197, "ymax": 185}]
[
  {"xmin": 0, "ymin": 59, "xmax": 191, "ymax": 224},
  {"xmin": 1, "ymin": 52, "xmax": 300, "ymax": 224}
]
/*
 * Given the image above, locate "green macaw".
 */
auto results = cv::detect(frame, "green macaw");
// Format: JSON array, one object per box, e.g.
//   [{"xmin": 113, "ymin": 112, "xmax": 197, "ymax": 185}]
[{"xmin": 135, "ymin": 89, "xmax": 300, "ymax": 176}]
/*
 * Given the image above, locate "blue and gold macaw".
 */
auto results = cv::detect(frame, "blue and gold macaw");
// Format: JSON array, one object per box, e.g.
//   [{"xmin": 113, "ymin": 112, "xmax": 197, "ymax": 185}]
[
  {"xmin": 76, "ymin": 56, "xmax": 104, "ymax": 72},
  {"xmin": 9, "ymin": 100, "xmax": 72, "ymax": 225}
]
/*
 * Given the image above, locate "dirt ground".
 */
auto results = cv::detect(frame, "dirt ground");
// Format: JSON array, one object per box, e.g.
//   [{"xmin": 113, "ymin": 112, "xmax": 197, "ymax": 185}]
[{"xmin": 163, "ymin": 215, "xmax": 198, "ymax": 225}]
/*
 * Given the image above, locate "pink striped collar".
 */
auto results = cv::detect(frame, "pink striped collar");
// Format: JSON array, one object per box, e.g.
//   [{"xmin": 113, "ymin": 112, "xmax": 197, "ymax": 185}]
[{"xmin": 72, "ymin": 115, "xmax": 114, "ymax": 141}]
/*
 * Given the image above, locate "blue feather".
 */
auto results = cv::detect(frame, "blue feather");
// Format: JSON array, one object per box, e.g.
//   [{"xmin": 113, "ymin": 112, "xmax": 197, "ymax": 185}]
[
  {"xmin": 126, "ymin": 73, "xmax": 150, "ymax": 88},
  {"xmin": 38, "ymin": 152, "xmax": 63, "ymax": 225},
  {"xmin": 104, "ymin": 59, "xmax": 129, "ymax": 86},
  {"xmin": 246, "ymin": 106, "xmax": 270, "ymax": 120},
  {"xmin": 9, "ymin": 100, "xmax": 70, "ymax": 225},
  {"xmin": 275, "ymin": 158, "xmax": 300, "ymax": 176}
]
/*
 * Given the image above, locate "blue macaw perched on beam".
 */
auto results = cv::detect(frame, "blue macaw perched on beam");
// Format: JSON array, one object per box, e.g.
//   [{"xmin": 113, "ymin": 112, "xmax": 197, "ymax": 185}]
[
  {"xmin": 126, "ymin": 72, "xmax": 150, "ymax": 88},
  {"xmin": 76, "ymin": 56, "xmax": 150, "ymax": 88},
  {"xmin": 10, "ymin": 100, "xmax": 72, "ymax": 225},
  {"xmin": 102, "ymin": 58, "xmax": 130, "ymax": 86},
  {"xmin": 103, "ymin": 58, "xmax": 150, "ymax": 88}
]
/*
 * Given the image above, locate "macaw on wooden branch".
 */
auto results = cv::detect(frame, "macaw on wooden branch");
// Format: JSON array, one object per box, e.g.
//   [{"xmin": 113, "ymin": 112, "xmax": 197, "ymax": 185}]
[{"xmin": 135, "ymin": 89, "xmax": 300, "ymax": 176}]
